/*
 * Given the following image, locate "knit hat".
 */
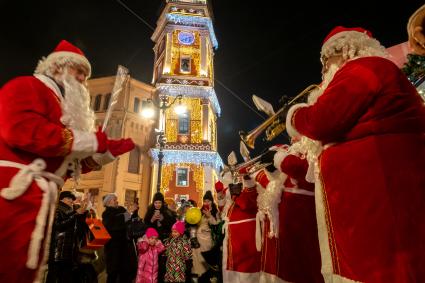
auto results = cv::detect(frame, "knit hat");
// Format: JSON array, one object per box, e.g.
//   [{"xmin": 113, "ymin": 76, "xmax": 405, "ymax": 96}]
[
  {"xmin": 153, "ymin": 192, "xmax": 165, "ymax": 203},
  {"xmin": 172, "ymin": 221, "xmax": 186, "ymax": 235},
  {"xmin": 103, "ymin": 193, "xmax": 117, "ymax": 207},
  {"xmin": 35, "ymin": 40, "xmax": 91, "ymax": 77},
  {"xmin": 59, "ymin": 190, "xmax": 76, "ymax": 201},
  {"xmin": 203, "ymin": 190, "xmax": 214, "ymax": 202},
  {"xmin": 145, "ymin": 228, "xmax": 159, "ymax": 239}
]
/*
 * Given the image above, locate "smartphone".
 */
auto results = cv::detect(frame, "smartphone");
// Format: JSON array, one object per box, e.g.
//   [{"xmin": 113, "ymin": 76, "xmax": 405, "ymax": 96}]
[{"xmin": 203, "ymin": 203, "xmax": 210, "ymax": 211}]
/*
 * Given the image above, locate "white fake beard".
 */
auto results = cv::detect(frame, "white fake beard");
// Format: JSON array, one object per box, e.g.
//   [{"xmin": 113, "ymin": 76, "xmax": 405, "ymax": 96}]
[
  {"xmin": 58, "ymin": 72, "xmax": 95, "ymax": 132},
  {"xmin": 307, "ymin": 63, "xmax": 341, "ymax": 105}
]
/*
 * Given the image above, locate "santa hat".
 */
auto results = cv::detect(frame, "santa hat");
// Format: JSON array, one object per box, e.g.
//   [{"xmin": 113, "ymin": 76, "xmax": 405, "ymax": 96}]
[
  {"xmin": 145, "ymin": 228, "xmax": 159, "ymax": 238},
  {"xmin": 214, "ymin": 180, "xmax": 224, "ymax": 193},
  {"xmin": 172, "ymin": 221, "xmax": 186, "ymax": 235},
  {"xmin": 35, "ymin": 40, "xmax": 91, "ymax": 77},
  {"xmin": 321, "ymin": 26, "xmax": 387, "ymax": 61}
]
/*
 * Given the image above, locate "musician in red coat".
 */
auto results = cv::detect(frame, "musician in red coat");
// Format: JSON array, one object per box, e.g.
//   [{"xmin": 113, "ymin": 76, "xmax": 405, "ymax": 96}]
[
  {"xmin": 259, "ymin": 144, "xmax": 323, "ymax": 283},
  {"xmin": 286, "ymin": 26, "xmax": 425, "ymax": 282},
  {"xmin": 220, "ymin": 169, "xmax": 261, "ymax": 283},
  {"xmin": 0, "ymin": 40, "xmax": 134, "ymax": 283}
]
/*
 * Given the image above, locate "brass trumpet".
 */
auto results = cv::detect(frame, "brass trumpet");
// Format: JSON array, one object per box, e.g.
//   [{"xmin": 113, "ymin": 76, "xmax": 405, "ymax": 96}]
[{"xmin": 239, "ymin": 84, "xmax": 318, "ymax": 149}]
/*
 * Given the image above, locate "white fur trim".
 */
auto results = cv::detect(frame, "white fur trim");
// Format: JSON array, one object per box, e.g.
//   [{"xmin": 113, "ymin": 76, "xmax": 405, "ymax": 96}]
[
  {"xmin": 243, "ymin": 178, "xmax": 256, "ymax": 188},
  {"xmin": 259, "ymin": 272, "xmax": 291, "ymax": 283},
  {"xmin": 273, "ymin": 150, "xmax": 289, "ymax": 173},
  {"xmin": 36, "ymin": 51, "xmax": 91, "ymax": 77},
  {"xmin": 255, "ymin": 211, "xmax": 265, "ymax": 251},
  {"xmin": 71, "ymin": 129, "xmax": 98, "ymax": 158},
  {"xmin": 222, "ymin": 270, "xmax": 261, "ymax": 283},
  {"xmin": 286, "ymin": 103, "xmax": 308, "ymax": 138},
  {"xmin": 34, "ymin": 74, "xmax": 63, "ymax": 100},
  {"xmin": 315, "ymin": 167, "xmax": 360, "ymax": 282},
  {"xmin": 283, "ymin": 187, "xmax": 314, "ymax": 196},
  {"xmin": 322, "ymin": 30, "xmax": 369, "ymax": 56},
  {"xmin": 92, "ymin": 151, "xmax": 116, "ymax": 166}
]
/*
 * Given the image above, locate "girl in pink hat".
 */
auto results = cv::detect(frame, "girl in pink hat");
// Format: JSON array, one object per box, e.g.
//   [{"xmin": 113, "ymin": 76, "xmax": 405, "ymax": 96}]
[
  {"xmin": 135, "ymin": 228, "xmax": 165, "ymax": 283},
  {"xmin": 164, "ymin": 221, "xmax": 191, "ymax": 282}
]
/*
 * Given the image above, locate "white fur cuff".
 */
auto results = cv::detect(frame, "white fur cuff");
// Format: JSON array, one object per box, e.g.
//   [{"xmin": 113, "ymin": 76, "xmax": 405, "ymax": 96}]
[
  {"xmin": 243, "ymin": 178, "xmax": 256, "ymax": 188},
  {"xmin": 71, "ymin": 130, "xmax": 98, "ymax": 159},
  {"xmin": 286, "ymin": 103, "xmax": 308, "ymax": 138},
  {"xmin": 273, "ymin": 150, "xmax": 289, "ymax": 173}
]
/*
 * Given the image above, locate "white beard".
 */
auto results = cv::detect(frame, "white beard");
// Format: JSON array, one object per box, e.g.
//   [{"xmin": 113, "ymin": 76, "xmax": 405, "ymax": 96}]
[
  {"xmin": 307, "ymin": 63, "xmax": 341, "ymax": 105},
  {"xmin": 58, "ymin": 72, "xmax": 95, "ymax": 132}
]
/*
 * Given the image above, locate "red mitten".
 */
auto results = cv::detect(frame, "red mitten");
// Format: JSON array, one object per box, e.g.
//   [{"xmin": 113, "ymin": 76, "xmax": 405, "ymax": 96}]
[
  {"xmin": 107, "ymin": 138, "xmax": 135, "ymax": 157},
  {"xmin": 95, "ymin": 126, "xmax": 108, "ymax": 153}
]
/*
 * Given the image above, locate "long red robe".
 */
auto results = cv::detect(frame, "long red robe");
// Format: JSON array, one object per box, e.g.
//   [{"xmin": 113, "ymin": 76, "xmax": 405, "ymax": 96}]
[
  {"xmin": 0, "ymin": 76, "xmax": 97, "ymax": 283},
  {"xmin": 290, "ymin": 57, "xmax": 425, "ymax": 282},
  {"xmin": 223, "ymin": 180, "xmax": 260, "ymax": 283}
]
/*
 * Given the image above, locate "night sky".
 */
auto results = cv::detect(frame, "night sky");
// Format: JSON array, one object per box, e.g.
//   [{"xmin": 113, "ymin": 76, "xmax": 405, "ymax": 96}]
[{"xmin": 1, "ymin": 0, "xmax": 423, "ymax": 163}]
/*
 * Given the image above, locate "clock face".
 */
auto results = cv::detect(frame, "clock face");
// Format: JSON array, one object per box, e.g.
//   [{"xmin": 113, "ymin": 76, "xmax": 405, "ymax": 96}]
[{"xmin": 178, "ymin": 32, "xmax": 195, "ymax": 45}]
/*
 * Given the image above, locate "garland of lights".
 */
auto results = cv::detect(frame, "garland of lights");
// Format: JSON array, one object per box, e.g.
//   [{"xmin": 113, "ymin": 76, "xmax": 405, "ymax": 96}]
[
  {"xmin": 166, "ymin": 13, "xmax": 218, "ymax": 48},
  {"xmin": 157, "ymin": 84, "xmax": 221, "ymax": 116},
  {"xmin": 150, "ymin": 149, "xmax": 223, "ymax": 172},
  {"xmin": 402, "ymin": 54, "xmax": 425, "ymax": 100}
]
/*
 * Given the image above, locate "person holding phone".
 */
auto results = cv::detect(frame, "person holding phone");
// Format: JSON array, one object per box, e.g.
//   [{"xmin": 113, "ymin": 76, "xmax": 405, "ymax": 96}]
[{"xmin": 191, "ymin": 190, "xmax": 220, "ymax": 280}]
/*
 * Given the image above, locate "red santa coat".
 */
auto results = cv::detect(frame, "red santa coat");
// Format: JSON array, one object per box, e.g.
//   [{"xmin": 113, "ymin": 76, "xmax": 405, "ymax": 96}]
[
  {"xmin": 0, "ymin": 76, "xmax": 97, "ymax": 283},
  {"xmin": 223, "ymin": 178, "xmax": 261, "ymax": 283},
  {"xmin": 288, "ymin": 57, "xmax": 425, "ymax": 282},
  {"xmin": 272, "ymin": 149, "xmax": 323, "ymax": 283}
]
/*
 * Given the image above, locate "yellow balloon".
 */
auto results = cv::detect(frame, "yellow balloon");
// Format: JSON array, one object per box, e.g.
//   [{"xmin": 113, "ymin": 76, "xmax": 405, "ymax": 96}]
[{"xmin": 185, "ymin": 207, "xmax": 202, "ymax": 225}]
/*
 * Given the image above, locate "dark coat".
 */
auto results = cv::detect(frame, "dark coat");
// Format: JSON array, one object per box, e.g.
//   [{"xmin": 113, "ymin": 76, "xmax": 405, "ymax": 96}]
[
  {"xmin": 49, "ymin": 201, "xmax": 85, "ymax": 263},
  {"xmin": 102, "ymin": 206, "xmax": 137, "ymax": 276},
  {"xmin": 143, "ymin": 205, "xmax": 176, "ymax": 241}
]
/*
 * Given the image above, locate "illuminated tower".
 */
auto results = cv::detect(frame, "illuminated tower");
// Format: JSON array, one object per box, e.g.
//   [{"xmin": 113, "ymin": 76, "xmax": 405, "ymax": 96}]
[{"xmin": 150, "ymin": 0, "xmax": 223, "ymax": 206}]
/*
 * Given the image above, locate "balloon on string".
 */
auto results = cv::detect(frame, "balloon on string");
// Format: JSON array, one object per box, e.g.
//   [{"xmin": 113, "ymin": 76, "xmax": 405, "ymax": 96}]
[{"xmin": 185, "ymin": 207, "xmax": 202, "ymax": 225}]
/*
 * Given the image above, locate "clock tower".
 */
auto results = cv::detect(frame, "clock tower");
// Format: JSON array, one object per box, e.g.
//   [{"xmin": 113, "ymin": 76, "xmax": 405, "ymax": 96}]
[{"xmin": 150, "ymin": 0, "xmax": 223, "ymax": 206}]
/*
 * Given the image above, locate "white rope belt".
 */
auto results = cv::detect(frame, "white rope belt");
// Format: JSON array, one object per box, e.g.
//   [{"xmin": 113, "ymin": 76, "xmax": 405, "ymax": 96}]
[
  {"xmin": 283, "ymin": 187, "xmax": 315, "ymax": 196},
  {"xmin": 228, "ymin": 218, "xmax": 256, "ymax": 225},
  {"xmin": 0, "ymin": 158, "xmax": 60, "ymax": 269}
]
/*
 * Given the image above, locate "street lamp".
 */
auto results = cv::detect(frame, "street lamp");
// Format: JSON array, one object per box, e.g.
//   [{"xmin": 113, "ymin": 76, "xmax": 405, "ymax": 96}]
[{"xmin": 141, "ymin": 94, "xmax": 186, "ymax": 193}]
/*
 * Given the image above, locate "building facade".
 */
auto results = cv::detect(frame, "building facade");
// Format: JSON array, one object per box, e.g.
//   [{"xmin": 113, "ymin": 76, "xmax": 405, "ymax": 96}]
[
  {"xmin": 149, "ymin": 0, "xmax": 223, "ymax": 206},
  {"xmin": 62, "ymin": 76, "xmax": 156, "ymax": 217}
]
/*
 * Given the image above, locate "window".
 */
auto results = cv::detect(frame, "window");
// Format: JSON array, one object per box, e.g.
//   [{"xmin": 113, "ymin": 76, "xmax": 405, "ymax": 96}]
[
  {"xmin": 178, "ymin": 114, "xmax": 189, "ymax": 134},
  {"xmin": 93, "ymin": 94, "xmax": 102, "ymax": 111},
  {"xmin": 125, "ymin": 189, "xmax": 137, "ymax": 207},
  {"xmin": 134, "ymin": 97, "xmax": 140, "ymax": 113},
  {"xmin": 128, "ymin": 146, "xmax": 140, "ymax": 173},
  {"xmin": 180, "ymin": 56, "xmax": 191, "ymax": 73},
  {"xmin": 104, "ymin": 93, "xmax": 111, "ymax": 110},
  {"xmin": 176, "ymin": 168, "xmax": 189, "ymax": 187}
]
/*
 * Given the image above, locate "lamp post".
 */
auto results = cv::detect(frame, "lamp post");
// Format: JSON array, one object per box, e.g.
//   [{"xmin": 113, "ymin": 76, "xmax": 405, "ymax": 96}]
[{"xmin": 141, "ymin": 94, "xmax": 186, "ymax": 193}]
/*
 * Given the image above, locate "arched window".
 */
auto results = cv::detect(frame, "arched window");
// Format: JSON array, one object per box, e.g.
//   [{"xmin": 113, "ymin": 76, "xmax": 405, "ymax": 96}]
[
  {"xmin": 104, "ymin": 93, "xmax": 111, "ymax": 110},
  {"xmin": 128, "ymin": 145, "xmax": 140, "ymax": 174},
  {"xmin": 134, "ymin": 97, "xmax": 140, "ymax": 113},
  {"xmin": 178, "ymin": 114, "xmax": 189, "ymax": 134},
  {"xmin": 93, "ymin": 94, "xmax": 102, "ymax": 111}
]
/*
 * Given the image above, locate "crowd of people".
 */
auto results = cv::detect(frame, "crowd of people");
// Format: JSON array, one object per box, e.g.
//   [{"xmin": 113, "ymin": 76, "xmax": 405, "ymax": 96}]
[{"xmin": 0, "ymin": 3, "xmax": 425, "ymax": 283}]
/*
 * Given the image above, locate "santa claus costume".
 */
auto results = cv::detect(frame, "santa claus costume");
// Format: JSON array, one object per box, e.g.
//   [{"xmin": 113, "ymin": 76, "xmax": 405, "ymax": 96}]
[
  {"xmin": 220, "ymin": 169, "xmax": 261, "ymax": 283},
  {"xmin": 0, "ymin": 40, "xmax": 133, "ymax": 283},
  {"xmin": 287, "ymin": 26, "xmax": 425, "ymax": 282}
]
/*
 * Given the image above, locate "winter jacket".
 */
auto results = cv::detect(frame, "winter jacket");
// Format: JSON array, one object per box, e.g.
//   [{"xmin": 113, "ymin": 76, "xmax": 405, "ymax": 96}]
[
  {"xmin": 135, "ymin": 237, "xmax": 165, "ymax": 283},
  {"xmin": 49, "ymin": 201, "xmax": 86, "ymax": 263},
  {"xmin": 102, "ymin": 206, "xmax": 138, "ymax": 277}
]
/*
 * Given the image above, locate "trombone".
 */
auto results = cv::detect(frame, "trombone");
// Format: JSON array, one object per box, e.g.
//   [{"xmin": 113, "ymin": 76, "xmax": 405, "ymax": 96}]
[{"xmin": 239, "ymin": 84, "xmax": 318, "ymax": 149}]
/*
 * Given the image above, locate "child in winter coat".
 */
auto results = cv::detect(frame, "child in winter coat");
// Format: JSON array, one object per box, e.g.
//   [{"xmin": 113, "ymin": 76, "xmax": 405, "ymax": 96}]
[
  {"xmin": 135, "ymin": 228, "xmax": 165, "ymax": 283},
  {"xmin": 164, "ymin": 221, "xmax": 192, "ymax": 282}
]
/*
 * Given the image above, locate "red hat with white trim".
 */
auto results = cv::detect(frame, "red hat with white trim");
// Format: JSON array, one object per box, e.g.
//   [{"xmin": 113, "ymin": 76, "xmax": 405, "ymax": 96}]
[
  {"xmin": 35, "ymin": 40, "xmax": 91, "ymax": 77},
  {"xmin": 320, "ymin": 26, "xmax": 386, "ymax": 60}
]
